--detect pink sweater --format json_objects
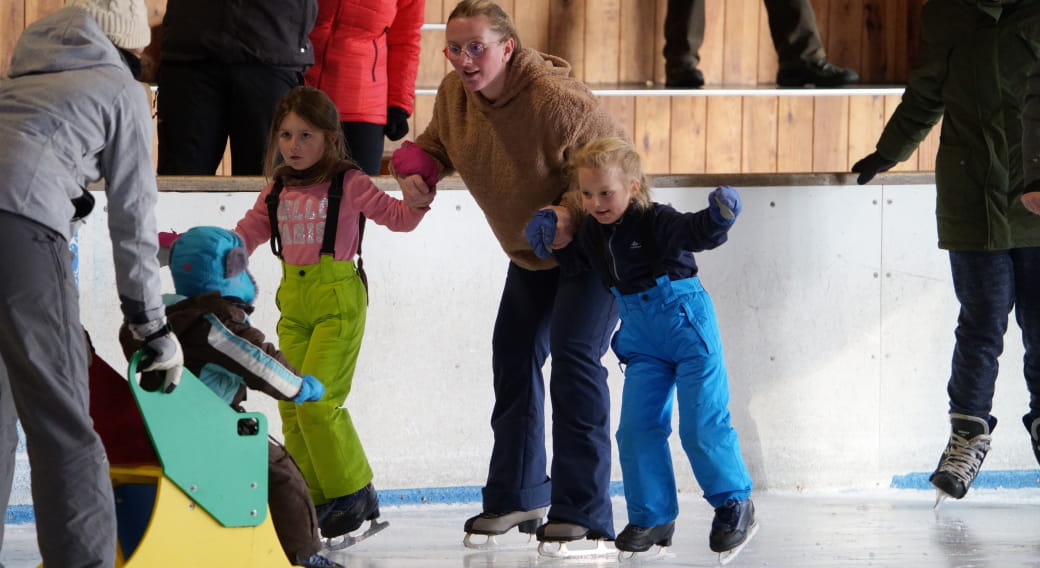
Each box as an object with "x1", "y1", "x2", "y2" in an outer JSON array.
[{"x1": 235, "y1": 168, "x2": 424, "y2": 266}]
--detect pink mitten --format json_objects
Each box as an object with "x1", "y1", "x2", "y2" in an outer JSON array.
[
  {"x1": 158, "y1": 231, "x2": 182, "y2": 248},
  {"x1": 390, "y1": 141, "x2": 439, "y2": 188}
]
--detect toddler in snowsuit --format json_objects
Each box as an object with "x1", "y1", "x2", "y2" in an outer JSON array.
[{"x1": 120, "y1": 226, "x2": 341, "y2": 568}]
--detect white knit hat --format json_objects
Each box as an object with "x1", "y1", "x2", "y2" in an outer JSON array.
[{"x1": 71, "y1": 0, "x2": 151, "y2": 51}]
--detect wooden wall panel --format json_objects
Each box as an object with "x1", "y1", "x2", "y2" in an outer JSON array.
[
  {"x1": 777, "y1": 97, "x2": 815, "y2": 172},
  {"x1": 583, "y1": 0, "x2": 620, "y2": 84},
  {"x1": 601, "y1": 96, "x2": 635, "y2": 141},
  {"x1": 1, "y1": 0, "x2": 24, "y2": 76},
  {"x1": 828, "y1": 0, "x2": 863, "y2": 76},
  {"x1": 847, "y1": 95, "x2": 887, "y2": 167},
  {"x1": 670, "y1": 97, "x2": 707, "y2": 173},
  {"x1": 705, "y1": 97, "x2": 742, "y2": 173},
  {"x1": 812, "y1": 97, "x2": 850, "y2": 172},
  {"x1": 723, "y1": 0, "x2": 761, "y2": 85},
  {"x1": 619, "y1": 0, "x2": 656, "y2": 85},
  {"x1": 756, "y1": 4, "x2": 777, "y2": 84},
  {"x1": 742, "y1": 97, "x2": 778, "y2": 173},
  {"x1": 548, "y1": 0, "x2": 586, "y2": 82},
  {"x1": 698, "y1": 0, "x2": 725, "y2": 86},
  {"x1": 633, "y1": 97, "x2": 671, "y2": 174},
  {"x1": 514, "y1": 0, "x2": 550, "y2": 55}
]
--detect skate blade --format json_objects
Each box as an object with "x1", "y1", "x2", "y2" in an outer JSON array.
[
  {"x1": 933, "y1": 489, "x2": 951, "y2": 510},
  {"x1": 324, "y1": 519, "x2": 389, "y2": 551},
  {"x1": 463, "y1": 531, "x2": 536, "y2": 551},
  {"x1": 618, "y1": 545, "x2": 674, "y2": 563},
  {"x1": 537, "y1": 538, "x2": 616, "y2": 559},
  {"x1": 717, "y1": 522, "x2": 758, "y2": 566}
]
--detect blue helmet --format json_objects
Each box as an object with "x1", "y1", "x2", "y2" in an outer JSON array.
[{"x1": 168, "y1": 226, "x2": 256, "y2": 304}]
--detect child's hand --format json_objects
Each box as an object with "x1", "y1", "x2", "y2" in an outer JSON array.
[
  {"x1": 525, "y1": 208, "x2": 557, "y2": 259},
  {"x1": 400, "y1": 175, "x2": 435, "y2": 212},
  {"x1": 1023, "y1": 191, "x2": 1040, "y2": 215},
  {"x1": 708, "y1": 186, "x2": 741, "y2": 225},
  {"x1": 549, "y1": 205, "x2": 575, "y2": 250},
  {"x1": 293, "y1": 375, "x2": 326, "y2": 403}
]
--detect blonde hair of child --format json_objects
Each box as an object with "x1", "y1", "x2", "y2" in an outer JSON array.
[
  {"x1": 567, "y1": 137, "x2": 652, "y2": 213},
  {"x1": 263, "y1": 86, "x2": 352, "y2": 182},
  {"x1": 448, "y1": 0, "x2": 523, "y2": 51}
]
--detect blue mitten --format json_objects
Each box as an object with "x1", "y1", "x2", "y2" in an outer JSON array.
[
  {"x1": 708, "y1": 185, "x2": 741, "y2": 225},
  {"x1": 294, "y1": 375, "x2": 326, "y2": 403},
  {"x1": 524, "y1": 209, "x2": 558, "y2": 259}
]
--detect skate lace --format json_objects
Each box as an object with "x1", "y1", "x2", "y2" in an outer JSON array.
[{"x1": 939, "y1": 432, "x2": 991, "y2": 484}]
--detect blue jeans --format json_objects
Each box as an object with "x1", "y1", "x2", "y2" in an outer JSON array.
[
  {"x1": 947, "y1": 248, "x2": 1040, "y2": 421},
  {"x1": 483, "y1": 260, "x2": 618, "y2": 538},
  {"x1": 613, "y1": 276, "x2": 752, "y2": 525}
]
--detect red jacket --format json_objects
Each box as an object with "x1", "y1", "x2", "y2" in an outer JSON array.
[{"x1": 305, "y1": 0, "x2": 424, "y2": 124}]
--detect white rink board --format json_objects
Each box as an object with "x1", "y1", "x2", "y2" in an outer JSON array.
[{"x1": 26, "y1": 181, "x2": 1029, "y2": 509}]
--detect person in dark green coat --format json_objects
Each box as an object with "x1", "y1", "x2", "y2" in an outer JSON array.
[{"x1": 852, "y1": 0, "x2": 1040, "y2": 504}]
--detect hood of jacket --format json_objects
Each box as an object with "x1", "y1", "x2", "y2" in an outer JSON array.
[
  {"x1": 169, "y1": 227, "x2": 258, "y2": 305},
  {"x1": 8, "y1": 7, "x2": 125, "y2": 79},
  {"x1": 477, "y1": 47, "x2": 573, "y2": 109}
]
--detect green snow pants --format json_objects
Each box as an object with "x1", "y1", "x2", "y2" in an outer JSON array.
[{"x1": 275, "y1": 256, "x2": 372, "y2": 505}]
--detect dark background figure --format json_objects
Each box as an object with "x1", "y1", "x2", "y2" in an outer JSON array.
[
  {"x1": 852, "y1": 0, "x2": 1040, "y2": 503},
  {"x1": 156, "y1": 0, "x2": 318, "y2": 175},
  {"x1": 306, "y1": 0, "x2": 425, "y2": 176},
  {"x1": 664, "y1": 0, "x2": 858, "y2": 88}
]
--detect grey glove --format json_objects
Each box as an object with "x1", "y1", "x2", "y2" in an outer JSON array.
[{"x1": 129, "y1": 318, "x2": 184, "y2": 393}]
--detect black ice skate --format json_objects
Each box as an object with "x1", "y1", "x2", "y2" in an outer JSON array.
[
  {"x1": 709, "y1": 499, "x2": 758, "y2": 565},
  {"x1": 535, "y1": 521, "x2": 614, "y2": 558},
  {"x1": 317, "y1": 483, "x2": 388, "y2": 550},
  {"x1": 929, "y1": 413, "x2": 993, "y2": 508},
  {"x1": 615, "y1": 521, "x2": 675, "y2": 562},
  {"x1": 462, "y1": 507, "x2": 546, "y2": 550},
  {"x1": 1023, "y1": 413, "x2": 1040, "y2": 467}
]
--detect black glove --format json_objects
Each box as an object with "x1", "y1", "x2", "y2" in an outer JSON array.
[
  {"x1": 851, "y1": 152, "x2": 897, "y2": 185},
  {"x1": 384, "y1": 106, "x2": 410, "y2": 141}
]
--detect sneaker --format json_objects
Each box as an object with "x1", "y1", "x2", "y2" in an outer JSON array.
[
  {"x1": 296, "y1": 553, "x2": 344, "y2": 568},
  {"x1": 929, "y1": 413, "x2": 994, "y2": 499},
  {"x1": 776, "y1": 58, "x2": 859, "y2": 87},
  {"x1": 464, "y1": 507, "x2": 546, "y2": 535},
  {"x1": 318, "y1": 483, "x2": 380, "y2": 539},
  {"x1": 615, "y1": 521, "x2": 675, "y2": 552},
  {"x1": 665, "y1": 62, "x2": 705, "y2": 88},
  {"x1": 1023, "y1": 413, "x2": 1040, "y2": 466},
  {"x1": 709, "y1": 499, "x2": 755, "y2": 553}
]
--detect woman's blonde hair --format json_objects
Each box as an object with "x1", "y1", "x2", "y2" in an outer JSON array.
[
  {"x1": 566, "y1": 137, "x2": 652, "y2": 212},
  {"x1": 263, "y1": 86, "x2": 352, "y2": 181},
  {"x1": 448, "y1": 0, "x2": 523, "y2": 51}
]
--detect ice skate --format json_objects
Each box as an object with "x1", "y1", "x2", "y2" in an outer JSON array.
[
  {"x1": 1023, "y1": 413, "x2": 1040, "y2": 467},
  {"x1": 929, "y1": 413, "x2": 993, "y2": 508},
  {"x1": 616, "y1": 521, "x2": 675, "y2": 562},
  {"x1": 317, "y1": 483, "x2": 388, "y2": 550},
  {"x1": 462, "y1": 507, "x2": 546, "y2": 550},
  {"x1": 709, "y1": 499, "x2": 757, "y2": 565},
  {"x1": 535, "y1": 521, "x2": 615, "y2": 558}
]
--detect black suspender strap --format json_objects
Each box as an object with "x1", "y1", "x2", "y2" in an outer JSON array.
[
  {"x1": 320, "y1": 170, "x2": 369, "y2": 302},
  {"x1": 319, "y1": 170, "x2": 346, "y2": 256},
  {"x1": 265, "y1": 178, "x2": 285, "y2": 258}
]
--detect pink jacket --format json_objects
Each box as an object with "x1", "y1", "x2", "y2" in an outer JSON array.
[{"x1": 235, "y1": 169, "x2": 423, "y2": 266}]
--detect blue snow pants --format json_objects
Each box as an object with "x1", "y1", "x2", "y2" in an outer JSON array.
[
  {"x1": 612, "y1": 275, "x2": 752, "y2": 527},
  {"x1": 484, "y1": 260, "x2": 619, "y2": 538}
]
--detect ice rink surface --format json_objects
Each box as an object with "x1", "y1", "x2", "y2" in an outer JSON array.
[{"x1": 3, "y1": 488, "x2": 1040, "y2": 567}]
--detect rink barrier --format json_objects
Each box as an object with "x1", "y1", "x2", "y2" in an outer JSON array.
[
  {"x1": 89, "y1": 172, "x2": 940, "y2": 194},
  {"x1": 7, "y1": 472, "x2": 1040, "y2": 524}
]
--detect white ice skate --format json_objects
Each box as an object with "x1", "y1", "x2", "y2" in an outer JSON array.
[
  {"x1": 536, "y1": 522, "x2": 616, "y2": 559},
  {"x1": 324, "y1": 518, "x2": 389, "y2": 551},
  {"x1": 618, "y1": 545, "x2": 674, "y2": 563},
  {"x1": 716, "y1": 521, "x2": 758, "y2": 565},
  {"x1": 462, "y1": 508, "x2": 546, "y2": 550}
]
